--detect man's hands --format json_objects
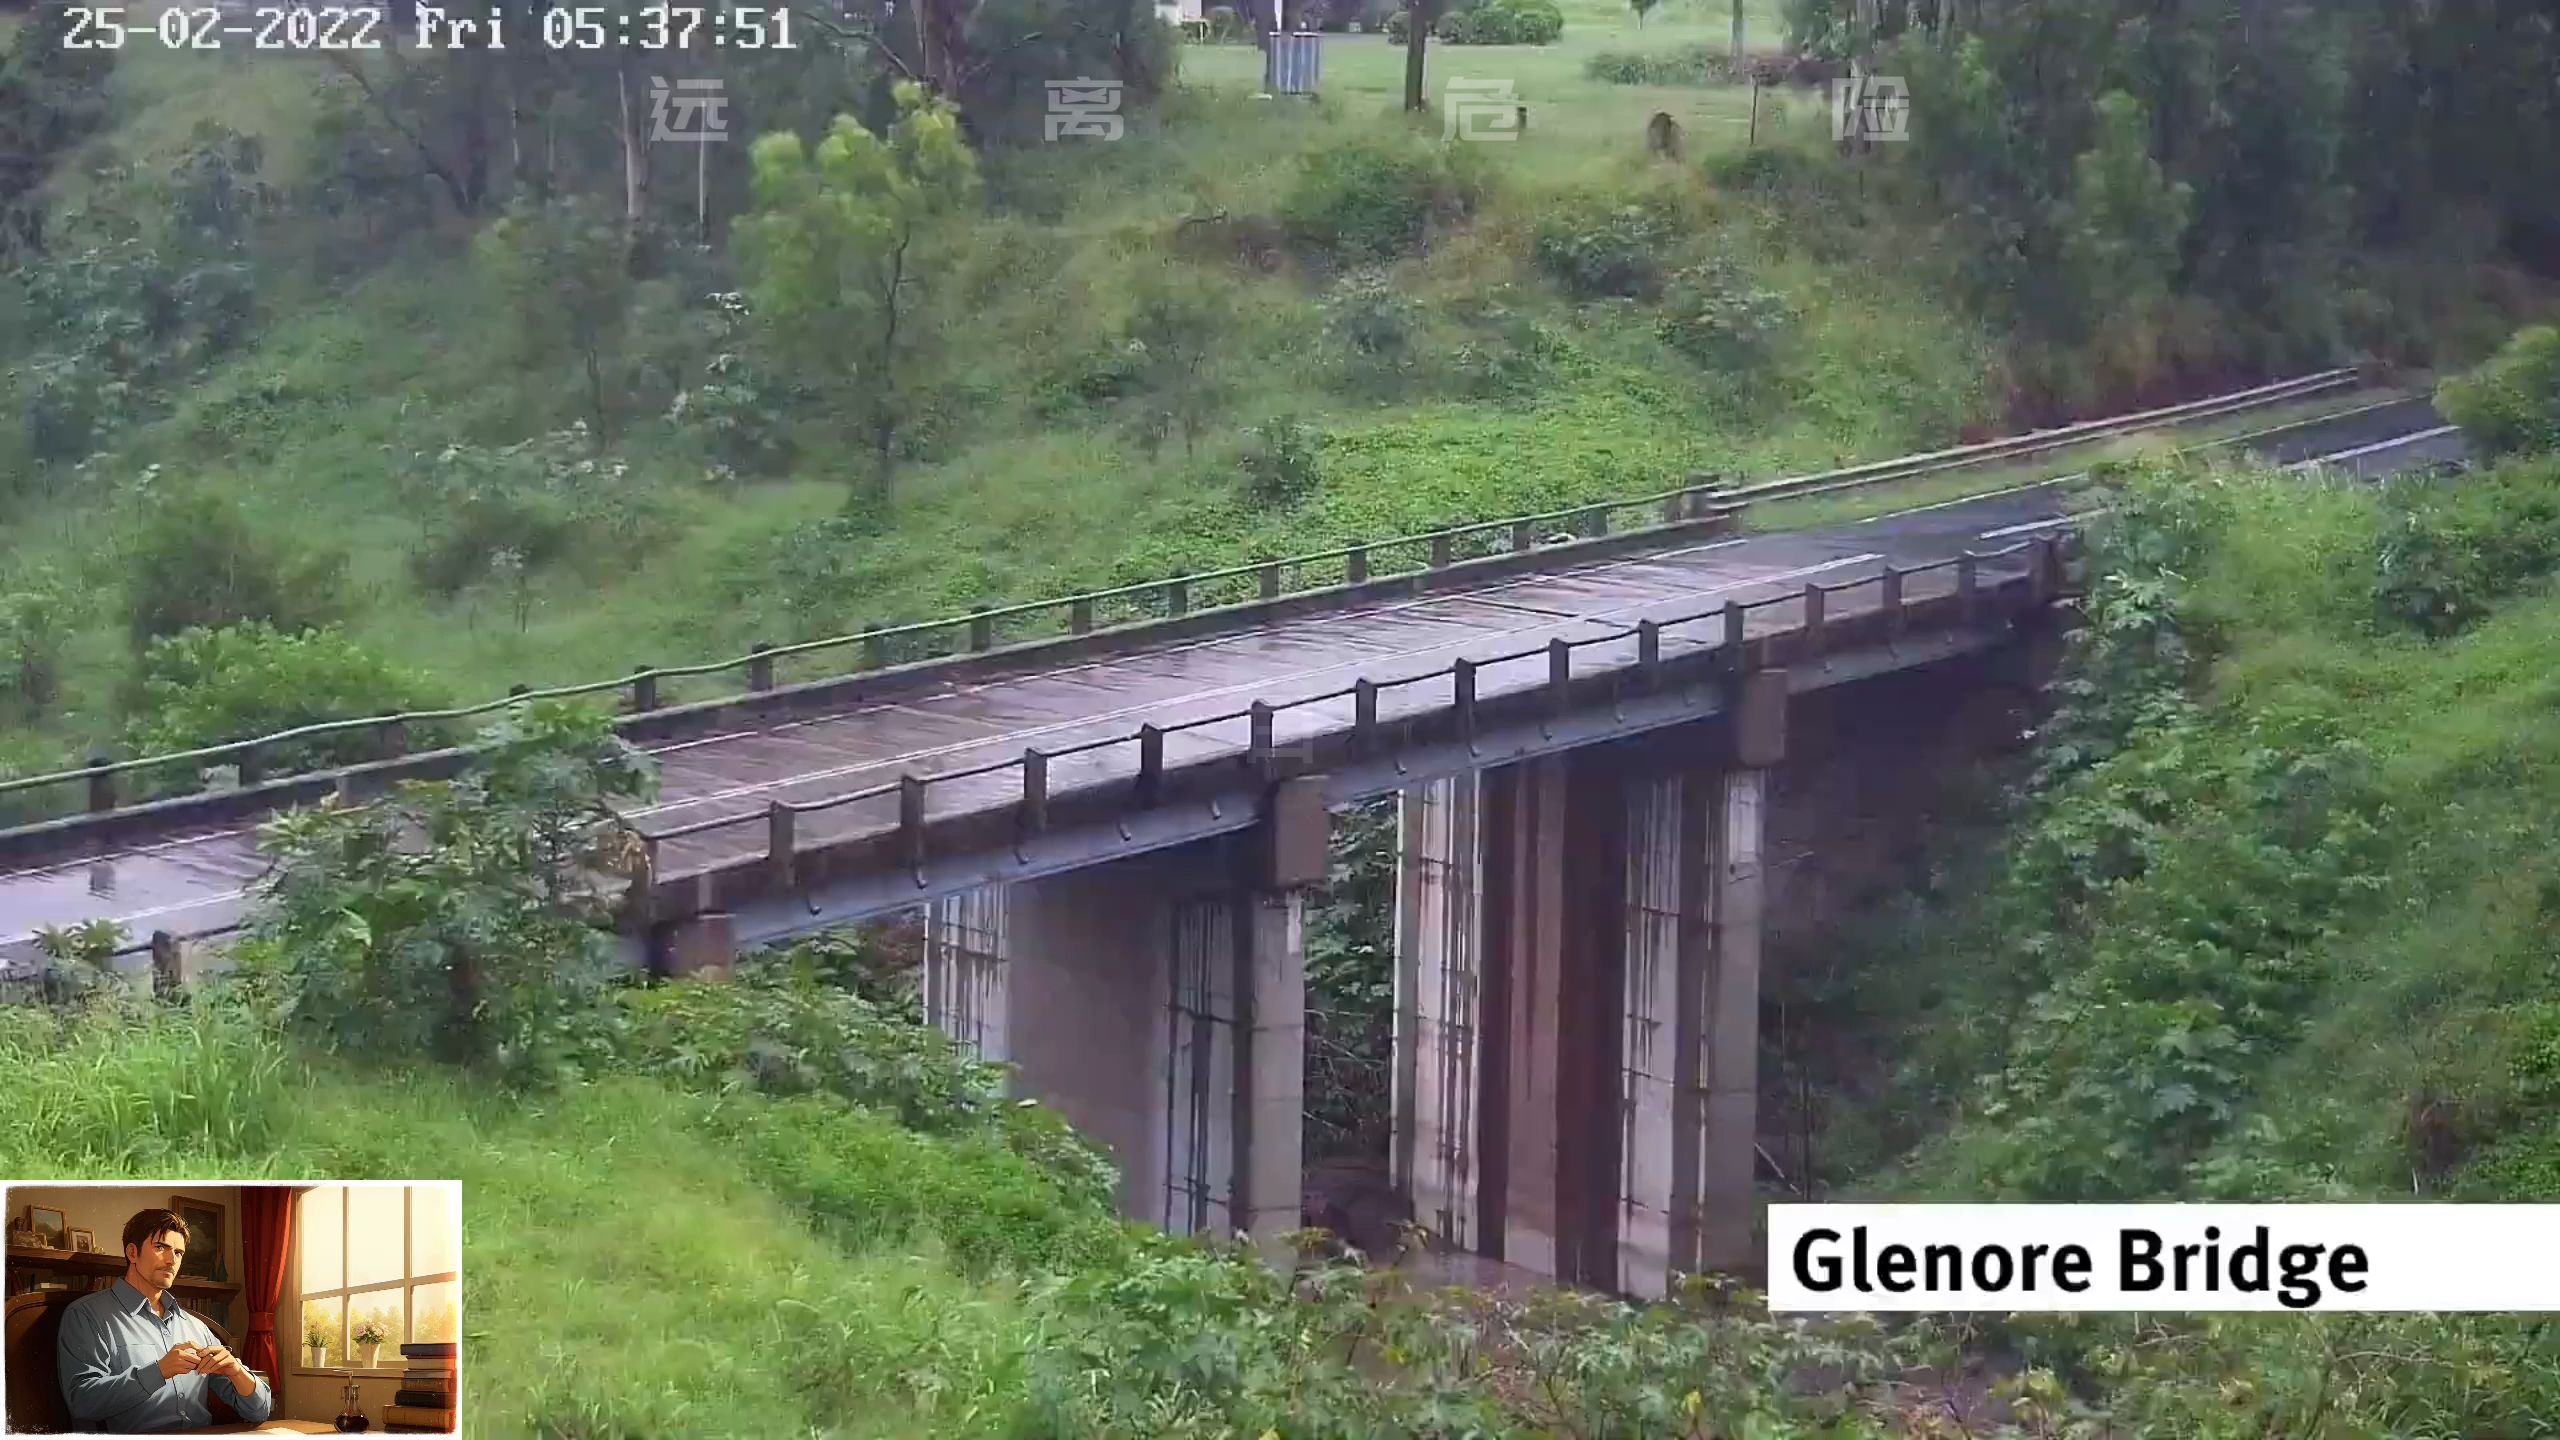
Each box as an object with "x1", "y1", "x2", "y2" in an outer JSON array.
[
  {"x1": 152, "y1": 1340, "x2": 259, "y2": 1390},
  {"x1": 155, "y1": 1342, "x2": 204, "y2": 1380},
  {"x1": 193, "y1": 1344, "x2": 259, "y2": 1391}
]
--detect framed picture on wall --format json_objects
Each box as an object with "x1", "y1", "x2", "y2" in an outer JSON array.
[
  {"x1": 170, "y1": 1194, "x2": 229, "y2": 1283},
  {"x1": 68, "y1": 1229, "x2": 97, "y2": 1253},
  {"x1": 23, "y1": 1206, "x2": 65, "y2": 1250}
]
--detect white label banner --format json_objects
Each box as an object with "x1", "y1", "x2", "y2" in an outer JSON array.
[{"x1": 1767, "y1": 1204, "x2": 2560, "y2": 1312}]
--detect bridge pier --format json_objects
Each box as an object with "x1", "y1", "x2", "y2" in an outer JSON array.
[
  {"x1": 922, "y1": 780, "x2": 1324, "y2": 1262},
  {"x1": 1392, "y1": 674, "x2": 1782, "y2": 1296}
]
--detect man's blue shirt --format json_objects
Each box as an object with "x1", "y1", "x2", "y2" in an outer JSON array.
[{"x1": 56, "y1": 1276, "x2": 273, "y2": 1433}]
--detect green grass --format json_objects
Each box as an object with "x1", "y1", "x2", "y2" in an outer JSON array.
[
  {"x1": 0, "y1": 6, "x2": 2007, "y2": 774},
  {"x1": 1179, "y1": 0, "x2": 1805, "y2": 178},
  {"x1": 0, "y1": 993, "x2": 1097, "y2": 1437}
]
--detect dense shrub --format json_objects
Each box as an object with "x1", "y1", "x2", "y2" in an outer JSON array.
[
  {"x1": 2371, "y1": 455, "x2": 2560, "y2": 637},
  {"x1": 1447, "y1": 288, "x2": 1574, "y2": 397},
  {"x1": 1319, "y1": 267, "x2": 1425, "y2": 393},
  {"x1": 1241, "y1": 414, "x2": 1322, "y2": 506},
  {"x1": 613, "y1": 946, "x2": 1120, "y2": 1214},
  {"x1": 1656, "y1": 258, "x2": 1796, "y2": 373},
  {"x1": 397, "y1": 427, "x2": 674, "y2": 601},
  {"x1": 1440, "y1": 0, "x2": 1564, "y2": 44},
  {"x1": 125, "y1": 623, "x2": 454, "y2": 777},
  {"x1": 238, "y1": 704, "x2": 652, "y2": 1087},
  {"x1": 1585, "y1": 44, "x2": 1729, "y2": 85},
  {"x1": 1532, "y1": 200, "x2": 1678, "y2": 300},
  {"x1": 2436, "y1": 323, "x2": 2560, "y2": 461},
  {"x1": 1278, "y1": 138, "x2": 1484, "y2": 265},
  {"x1": 123, "y1": 484, "x2": 347, "y2": 651},
  {"x1": 0, "y1": 570, "x2": 70, "y2": 721}
]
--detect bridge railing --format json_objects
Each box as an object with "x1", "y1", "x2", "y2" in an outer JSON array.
[
  {"x1": 620, "y1": 536, "x2": 2076, "y2": 906},
  {"x1": 0, "y1": 365, "x2": 2348, "y2": 837}
]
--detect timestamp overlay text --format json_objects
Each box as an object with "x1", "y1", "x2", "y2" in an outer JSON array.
[
  {"x1": 56, "y1": 4, "x2": 797, "y2": 53},
  {"x1": 1767, "y1": 1205, "x2": 2560, "y2": 1312}
]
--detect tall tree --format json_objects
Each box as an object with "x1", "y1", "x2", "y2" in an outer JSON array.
[
  {"x1": 738, "y1": 84, "x2": 980, "y2": 509},
  {"x1": 0, "y1": 4, "x2": 115, "y2": 255}
]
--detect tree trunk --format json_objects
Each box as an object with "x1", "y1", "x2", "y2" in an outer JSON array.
[
  {"x1": 1403, "y1": 0, "x2": 1428, "y2": 112},
  {"x1": 1731, "y1": 0, "x2": 1744, "y2": 60},
  {"x1": 614, "y1": 61, "x2": 649, "y2": 236}
]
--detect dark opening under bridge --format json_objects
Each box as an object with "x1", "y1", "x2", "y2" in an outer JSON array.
[{"x1": 0, "y1": 374, "x2": 2462, "y2": 1294}]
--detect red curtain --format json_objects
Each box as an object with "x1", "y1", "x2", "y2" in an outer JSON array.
[{"x1": 238, "y1": 1185, "x2": 300, "y2": 1379}]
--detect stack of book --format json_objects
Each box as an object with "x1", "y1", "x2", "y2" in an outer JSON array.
[{"x1": 382, "y1": 1342, "x2": 457, "y2": 1433}]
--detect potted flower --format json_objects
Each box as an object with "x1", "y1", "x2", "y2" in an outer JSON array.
[
  {"x1": 305, "y1": 1334, "x2": 328, "y2": 1369},
  {"x1": 351, "y1": 1322, "x2": 385, "y2": 1367}
]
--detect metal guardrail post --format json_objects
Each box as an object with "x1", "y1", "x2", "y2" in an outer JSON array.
[
  {"x1": 863, "y1": 626, "x2": 888, "y2": 669},
  {"x1": 1430, "y1": 532, "x2": 1452, "y2": 569},
  {"x1": 898, "y1": 774, "x2": 927, "y2": 877},
  {"x1": 1259, "y1": 562, "x2": 1282, "y2": 600},
  {"x1": 1070, "y1": 599, "x2": 1093, "y2": 635},
  {"x1": 381, "y1": 719, "x2": 409, "y2": 759},
  {"x1": 85, "y1": 753, "x2": 114, "y2": 815},
  {"x1": 1345, "y1": 545, "x2": 1369, "y2": 585},
  {"x1": 749, "y1": 643, "x2": 775, "y2": 692},
  {"x1": 1957, "y1": 553, "x2": 1980, "y2": 624},
  {"x1": 237, "y1": 744, "x2": 264, "y2": 790},
  {"x1": 2032, "y1": 536, "x2": 2062, "y2": 602},
  {"x1": 1511, "y1": 521, "x2": 1533, "y2": 553},
  {"x1": 970, "y1": 606, "x2": 994, "y2": 651},
  {"x1": 1582, "y1": 506, "x2": 1609, "y2": 539},
  {"x1": 1136, "y1": 725, "x2": 1164, "y2": 806},
  {"x1": 1020, "y1": 749, "x2": 1048, "y2": 836},
  {"x1": 768, "y1": 802, "x2": 796, "y2": 890},
  {"x1": 1452, "y1": 660, "x2": 1477, "y2": 748},
  {"x1": 1880, "y1": 566, "x2": 1904, "y2": 642},
  {"x1": 1723, "y1": 601, "x2": 1747, "y2": 673},
  {"x1": 1636, "y1": 620, "x2": 1661, "y2": 681},
  {"x1": 1249, "y1": 702, "x2": 1274, "y2": 774},
  {"x1": 1165, "y1": 579, "x2": 1188, "y2": 618},
  {"x1": 1547, "y1": 639, "x2": 1571, "y2": 713},
  {"x1": 1803, "y1": 585, "x2": 1827, "y2": 658},
  {"x1": 631, "y1": 667, "x2": 659, "y2": 712},
  {"x1": 1661, "y1": 495, "x2": 1683, "y2": 527},
  {"x1": 1353, "y1": 678, "x2": 1378, "y2": 754}
]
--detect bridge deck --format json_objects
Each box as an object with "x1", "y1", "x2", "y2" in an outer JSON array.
[
  {"x1": 0, "y1": 392, "x2": 2450, "y2": 959},
  {"x1": 0, "y1": 484, "x2": 2062, "y2": 954}
]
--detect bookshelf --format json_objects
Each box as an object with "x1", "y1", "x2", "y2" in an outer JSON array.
[{"x1": 5, "y1": 1245, "x2": 242, "y2": 1300}]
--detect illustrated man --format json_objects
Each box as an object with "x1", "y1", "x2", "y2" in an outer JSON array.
[{"x1": 56, "y1": 1208, "x2": 272, "y2": 1433}]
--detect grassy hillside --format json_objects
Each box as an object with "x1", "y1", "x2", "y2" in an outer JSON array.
[
  {"x1": 1787, "y1": 430, "x2": 2560, "y2": 1212},
  {"x1": 0, "y1": 0, "x2": 1993, "y2": 790}
]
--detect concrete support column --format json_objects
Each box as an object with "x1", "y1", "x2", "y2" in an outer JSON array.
[
  {"x1": 1483, "y1": 752, "x2": 1624, "y2": 1290},
  {"x1": 1391, "y1": 773, "x2": 1485, "y2": 1253},
  {"x1": 1698, "y1": 765, "x2": 1767, "y2": 1275},
  {"x1": 1236, "y1": 888, "x2": 1307, "y2": 1256},
  {"x1": 1615, "y1": 771, "x2": 1711, "y2": 1299},
  {"x1": 924, "y1": 885, "x2": 1011, "y2": 1066}
]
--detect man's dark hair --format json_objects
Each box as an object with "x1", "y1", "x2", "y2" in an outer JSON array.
[{"x1": 121, "y1": 1208, "x2": 190, "y2": 1256}]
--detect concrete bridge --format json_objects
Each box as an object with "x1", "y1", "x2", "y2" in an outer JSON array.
[{"x1": 0, "y1": 382, "x2": 2461, "y2": 1293}]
